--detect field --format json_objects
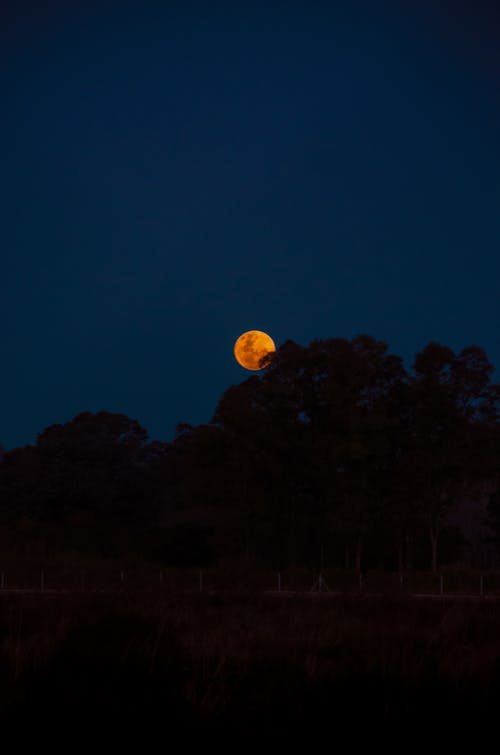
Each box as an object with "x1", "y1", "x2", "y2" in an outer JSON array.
[{"x1": 2, "y1": 576, "x2": 500, "y2": 738}]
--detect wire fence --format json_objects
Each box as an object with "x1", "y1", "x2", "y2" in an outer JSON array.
[{"x1": 0, "y1": 564, "x2": 500, "y2": 598}]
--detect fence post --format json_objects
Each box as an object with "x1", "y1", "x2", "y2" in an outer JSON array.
[
  {"x1": 199, "y1": 569, "x2": 203, "y2": 592},
  {"x1": 399, "y1": 572, "x2": 403, "y2": 593},
  {"x1": 81, "y1": 571, "x2": 85, "y2": 592},
  {"x1": 440, "y1": 573, "x2": 444, "y2": 597},
  {"x1": 278, "y1": 572, "x2": 281, "y2": 592},
  {"x1": 41, "y1": 571, "x2": 45, "y2": 592},
  {"x1": 120, "y1": 571, "x2": 124, "y2": 587},
  {"x1": 0, "y1": 572, "x2": 4, "y2": 590},
  {"x1": 480, "y1": 574, "x2": 484, "y2": 599},
  {"x1": 160, "y1": 570, "x2": 163, "y2": 584},
  {"x1": 359, "y1": 571, "x2": 363, "y2": 593}
]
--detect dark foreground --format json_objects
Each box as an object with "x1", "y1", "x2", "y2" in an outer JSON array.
[{"x1": 1, "y1": 592, "x2": 500, "y2": 738}]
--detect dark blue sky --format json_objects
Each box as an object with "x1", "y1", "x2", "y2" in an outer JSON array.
[{"x1": 2, "y1": 1, "x2": 499, "y2": 449}]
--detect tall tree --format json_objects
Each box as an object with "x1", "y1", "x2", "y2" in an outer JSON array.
[
  {"x1": 408, "y1": 343, "x2": 500, "y2": 571},
  {"x1": 0, "y1": 412, "x2": 155, "y2": 549}
]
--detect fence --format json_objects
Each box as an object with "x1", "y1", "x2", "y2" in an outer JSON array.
[{"x1": 1, "y1": 564, "x2": 500, "y2": 598}]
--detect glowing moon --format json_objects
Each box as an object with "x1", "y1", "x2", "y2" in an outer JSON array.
[{"x1": 234, "y1": 330, "x2": 276, "y2": 371}]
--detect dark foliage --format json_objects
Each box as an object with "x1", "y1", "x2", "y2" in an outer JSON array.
[{"x1": 0, "y1": 337, "x2": 499, "y2": 570}]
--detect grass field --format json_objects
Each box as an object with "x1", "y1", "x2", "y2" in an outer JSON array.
[{"x1": 2, "y1": 587, "x2": 500, "y2": 737}]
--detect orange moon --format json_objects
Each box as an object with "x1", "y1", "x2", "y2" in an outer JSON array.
[{"x1": 234, "y1": 330, "x2": 276, "y2": 371}]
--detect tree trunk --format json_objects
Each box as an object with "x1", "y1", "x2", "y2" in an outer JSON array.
[
  {"x1": 355, "y1": 535, "x2": 362, "y2": 572},
  {"x1": 405, "y1": 535, "x2": 412, "y2": 571},
  {"x1": 430, "y1": 523, "x2": 439, "y2": 573},
  {"x1": 396, "y1": 538, "x2": 404, "y2": 573}
]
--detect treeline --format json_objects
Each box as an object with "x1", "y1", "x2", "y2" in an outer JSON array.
[{"x1": 1, "y1": 336, "x2": 500, "y2": 571}]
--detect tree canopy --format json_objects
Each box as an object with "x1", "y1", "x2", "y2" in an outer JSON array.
[{"x1": 1, "y1": 338, "x2": 499, "y2": 569}]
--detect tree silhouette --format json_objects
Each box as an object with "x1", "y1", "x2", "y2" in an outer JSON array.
[
  {"x1": 0, "y1": 412, "x2": 158, "y2": 557},
  {"x1": 0, "y1": 338, "x2": 498, "y2": 570},
  {"x1": 406, "y1": 343, "x2": 500, "y2": 571}
]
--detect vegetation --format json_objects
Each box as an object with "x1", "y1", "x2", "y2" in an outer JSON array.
[
  {"x1": 0, "y1": 338, "x2": 499, "y2": 731},
  {"x1": 2, "y1": 592, "x2": 500, "y2": 734},
  {"x1": 0, "y1": 335, "x2": 499, "y2": 571}
]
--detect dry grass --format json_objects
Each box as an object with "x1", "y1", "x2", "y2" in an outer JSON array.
[{"x1": 1, "y1": 592, "x2": 500, "y2": 736}]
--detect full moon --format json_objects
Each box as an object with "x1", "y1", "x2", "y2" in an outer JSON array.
[{"x1": 234, "y1": 330, "x2": 276, "y2": 371}]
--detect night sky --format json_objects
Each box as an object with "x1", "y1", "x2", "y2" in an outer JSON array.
[{"x1": 2, "y1": 1, "x2": 499, "y2": 450}]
